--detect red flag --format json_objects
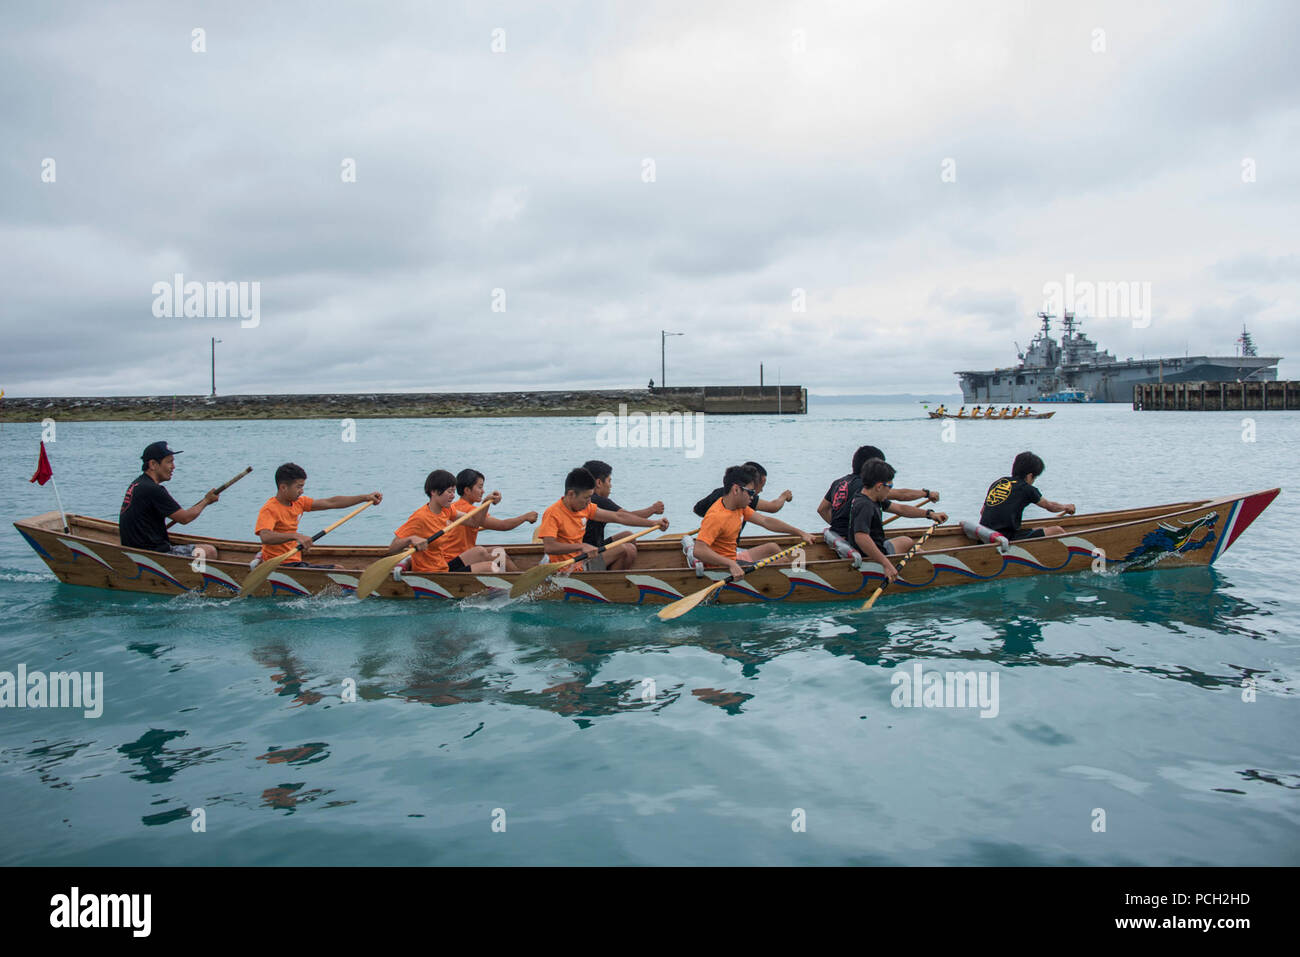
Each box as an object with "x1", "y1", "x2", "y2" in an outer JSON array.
[{"x1": 30, "y1": 441, "x2": 53, "y2": 486}]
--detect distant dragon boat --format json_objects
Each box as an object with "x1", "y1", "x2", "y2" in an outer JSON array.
[
  {"x1": 928, "y1": 407, "x2": 1056, "y2": 419},
  {"x1": 14, "y1": 489, "x2": 1279, "y2": 606}
]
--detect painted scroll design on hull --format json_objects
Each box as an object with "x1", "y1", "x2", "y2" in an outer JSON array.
[
  {"x1": 627, "y1": 574, "x2": 684, "y2": 604},
  {"x1": 403, "y1": 576, "x2": 454, "y2": 599},
  {"x1": 122, "y1": 551, "x2": 191, "y2": 591},
  {"x1": 266, "y1": 571, "x2": 310, "y2": 596},
  {"x1": 560, "y1": 576, "x2": 610, "y2": 603},
  {"x1": 58, "y1": 538, "x2": 115, "y2": 570},
  {"x1": 774, "y1": 536, "x2": 1104, "y2": 599},
  {"x1": 198, "y1": 565, "x2": 241, "y2": 594}
]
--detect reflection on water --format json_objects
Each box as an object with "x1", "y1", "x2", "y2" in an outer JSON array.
[
  {"x1": 3, "y1": 562, "x2": 1295, "y2": 862},
  {"x1": 269, "y1": 566, "x2": 1282, "y2": 724}
]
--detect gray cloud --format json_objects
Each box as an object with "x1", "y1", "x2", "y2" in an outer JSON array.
[{"x1": 2, "y1": 0, "x2": 1297, "y2": 396}]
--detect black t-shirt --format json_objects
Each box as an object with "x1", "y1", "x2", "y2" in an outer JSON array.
[
  {"x1": 979, "y1": 476, "x2": 1042, "y2": 536},
  {"x1": 849, "y1": 492, "x2": 895, "y2": 551},
  {"x1": 583, "y1": 493, "x2": 620, "y2": 546},
  {"x1": 694, "y1": 486, "x2": 761, "y2": 518},
  {"x1": 824, "y1": 472, "x2": 862, "y2": 538},
  {"x1": 694, "y1": 486, "x2": 760, "y2": 540},
  {"x1": 693, "y1": 487, "x2": 726, "y2": 518},
  {"x1": 119, "y1": 473, "x2": 182, "y2": 551}
]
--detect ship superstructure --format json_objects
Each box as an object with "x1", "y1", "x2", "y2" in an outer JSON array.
[{"x1": 956, "y1": 313, "x2": 1281, "y2": 403}]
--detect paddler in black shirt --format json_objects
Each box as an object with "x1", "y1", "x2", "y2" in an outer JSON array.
[
  {"x1": 692, "y1": 461, "x2": 792, "y2": 519},
  {"x1": 581, "y1": 459, "x2": 665, "y2": 547},
  {"x1": 849, "y1": 458, "x2": 947, "y2": 583},
  {"x1": 817, "y1": 445, "x2": 940, "y2": 540},
  {"x1": 979, "y1": 451, "x2": 1074, "y2": 540},
  {"x1": 119, "y1": 441, "x2": 221, "y2": 559}
]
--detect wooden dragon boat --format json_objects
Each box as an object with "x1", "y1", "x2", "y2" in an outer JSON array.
[
  {"x1": 13, "y1": 488, "x2": 1278, "y2": 606},
  {"x1": 928, "y1": 410, "x2": 1055, "y2": 419}
]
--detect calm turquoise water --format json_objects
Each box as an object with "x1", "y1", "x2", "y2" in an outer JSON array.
[{"x1": 1, "y1": 403, "x2": 1297, "y2": 865}]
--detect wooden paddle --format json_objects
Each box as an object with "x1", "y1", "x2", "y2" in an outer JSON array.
[
  {"x1": 883, "y1": 497, "x2": 942, "y2": 526},
  {"x1": 167, "y1": 465, "x2": 252, "y2": 528},
  {"x1": 654, "y1": 526, "x2": 702, "y2": 541},
  {"x1": 858, "y1": 520, "x2": 940, "y2": 611},
  {"x1": 238, "y1": 500, "x2": 374, "y2": 597},
  {"x1": 509, "y1": 523, "x2": 666, "y2": 598},
  {"x1": 354, "y1": 498, "x2": 493, "y2": 600},
  {"x1": 657, "y1": 540, "x2": 807, "y2": 621}
]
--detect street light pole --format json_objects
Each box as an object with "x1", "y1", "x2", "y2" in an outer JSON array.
[
  {"x1": 661, "y1": 330, "x2": 684, "y2": 387},
  {"x1": 211, "y1": 337, "x2": 222, "y2": 396}
]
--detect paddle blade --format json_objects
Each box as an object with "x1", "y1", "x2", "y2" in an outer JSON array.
[
  {"x1": 859, "y1": 585, "x2": 885, "y2": 610},
  {"x1": 238, "y1": 549, "x2": 295, "y2": 597},
  {"x1": 656, "y1": 579, "x2": 725, "y2": 621},
  {"x1": 508, "y1": 559, "x2": 565, "y2": 598},
  {"x1": 355, "y1": 549, "x2": 411, "y2": 600}
]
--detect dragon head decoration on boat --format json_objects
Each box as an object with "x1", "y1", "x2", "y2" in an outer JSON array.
[{"x1": 1120, "y1": 512, "x2": 1218, "y2": 570}]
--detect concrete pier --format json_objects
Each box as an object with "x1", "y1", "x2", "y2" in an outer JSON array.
[
  {"x1": 1133, "y1": 380, "x2": 1300, "y2": 411},
  {"x1": 0, "y1": 385, "x2": 808, "y2": 422}
]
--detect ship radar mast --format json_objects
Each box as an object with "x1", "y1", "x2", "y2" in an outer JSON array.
[
  {"x1": 1062, "y1": 311, "x2": 1077, "y2": 339},
  {"x1": 1237, "y1": 324, "x2": 1258, "y2": 357}
]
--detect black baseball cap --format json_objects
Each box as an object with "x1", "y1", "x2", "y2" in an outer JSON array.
[{"x1": 142, "y1": 441, "x2": 182, "y2": 465}]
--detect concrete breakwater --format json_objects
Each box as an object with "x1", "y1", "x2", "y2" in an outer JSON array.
[{"x1": 0, "y1": 385, "x2": 807, "y2": 422}]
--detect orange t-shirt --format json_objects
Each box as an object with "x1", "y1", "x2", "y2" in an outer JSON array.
[
  {"x1": 539, "y1": 499, "x2": 597, "y2": 562},
  {"x1": 394, "y1": 504, "x2": 456, "y2": 574},
  {"x1": 441, "y1": 498, "x2": 481, "y2": 558},
  {"x1": 255, "y1": 495, "x2": 316, "y2": 561},
  {"x1": 695, "y1": 499, "x2": 755, "y2": 561}
]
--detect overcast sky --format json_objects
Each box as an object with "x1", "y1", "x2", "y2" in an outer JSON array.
[{"x1": 2, "y1": 0, "x2": 1297, "y2": 396}]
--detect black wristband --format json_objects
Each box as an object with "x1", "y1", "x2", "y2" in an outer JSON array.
[
  {"x1": 925, "y1": 509, "x2": 934, "y2": 520},
  {"x1": 923, "y1": 488, "x2": 931, "y2": 498}
]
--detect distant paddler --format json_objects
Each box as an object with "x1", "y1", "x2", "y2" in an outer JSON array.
[
  {"x1": 255, "y1": 463, "x2": 381, "y2": 569},
  {"x1": 692, "y1": 465, "x2": 814, "y2": 579},
  {"x1": 539, "y1": 467, "x2": 668, "y2": 571},
  {"x1": 119, "y1": 441, "x2": 224, "y2": 561}
]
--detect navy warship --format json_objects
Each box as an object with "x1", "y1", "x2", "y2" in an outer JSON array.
[{"x1": 956, "y1": 313, "x2": 1280, "y2": 403}]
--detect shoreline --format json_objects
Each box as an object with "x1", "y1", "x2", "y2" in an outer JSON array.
[{"x1": 0, "y1": 386, "x2": 807, "y2": 422}]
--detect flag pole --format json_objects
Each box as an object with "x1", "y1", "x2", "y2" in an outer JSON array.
[
  {"x1": 49, "y1": 475, "x2": 69, "y2": 532},
  {"x1": 30, "y1": 441, "x2": 67, "y2": 532}
]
